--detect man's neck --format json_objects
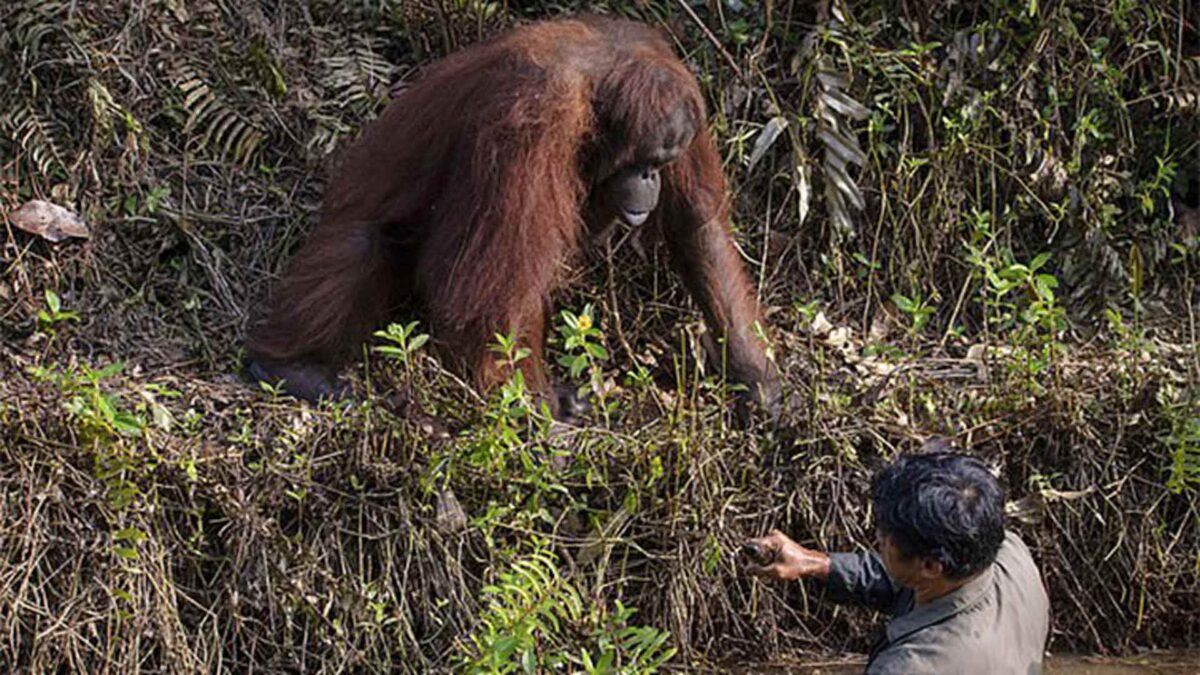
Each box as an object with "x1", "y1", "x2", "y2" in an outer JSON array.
[{"x1": 913, "y1": 569, "x2": 983, "y2": 606}]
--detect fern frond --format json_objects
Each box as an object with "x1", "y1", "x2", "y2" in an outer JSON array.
[
  {"x1": 1170, "y1": 57, "x2": 1200, "y2": 113},
  {"x1": 2, "y1": 104, "x2": 70, "y2": 179},
  {"x1": 173, "y1": 66, "x2": 266, "y2": 166},
  {"x1": 814, "y1": 63, "x2": 869, "y2": 237},
  {"x1": 321, "y1": 35, "x2": 392, "y2": 113}
]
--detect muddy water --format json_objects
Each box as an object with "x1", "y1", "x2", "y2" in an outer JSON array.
[
  {"x1": 1047, "y1": 653, "x2": 1200, "y2": 675},
  {"x1": 719, "y1": 651, "x2": 1200, "y2": 674}
]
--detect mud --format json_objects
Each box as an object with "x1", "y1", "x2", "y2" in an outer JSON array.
[{"x1": 717, "y1": 651, "x2": 1200, "y2": 674}]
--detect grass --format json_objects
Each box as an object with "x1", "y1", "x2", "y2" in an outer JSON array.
[{"x1": 1, "y1": 0, "x2": 1198, "y2": 672}]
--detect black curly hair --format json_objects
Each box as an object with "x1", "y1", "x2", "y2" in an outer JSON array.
[{"x1": 871, "y1": 451, "x2": 1006, "y2": 580}]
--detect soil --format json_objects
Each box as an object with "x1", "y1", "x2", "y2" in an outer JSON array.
[{"x1": 716, "y1": 651, "x2": 1200, "y2": 674}]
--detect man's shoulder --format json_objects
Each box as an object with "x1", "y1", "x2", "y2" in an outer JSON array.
[
  {"x1": 999, "y1": 530, "x2": 1034, "y2": 561},
  {"x1": 995, "y1": 530, "x2": 1049, "y2": 598}
]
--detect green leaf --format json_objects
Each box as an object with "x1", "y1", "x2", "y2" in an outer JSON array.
[
  {"x1": 114, "y1": 546, "x2": 139, "y2": 560},
  {"x1": 570, "y1": 354, "x2": 588, "y2": 378},
  {"x1": 623, "y1": 489, "x2": 639, "y2": 514},
  {"x1": 145, "y1": 185, "x2": 171, "y2": 214},
  {"x1": 96, "y1": 362, "x2": 125, "y2": 379},
  {"x1": 408, "y1": 333, "x2": 429, "y2": 352},
  {"x1": 113, "y1": 412, "x2": 145, "y2": 435},
  {"x1": 113, "y1": 527, "x2": 147, "y2": 543},
  {"x1": 1129, "y1": 244, "x2": 1144, "y2": 297}
]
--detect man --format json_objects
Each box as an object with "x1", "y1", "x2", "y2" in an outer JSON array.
[{"x1": 747, "y1": 451, "x2": 1050, "y2": 674}]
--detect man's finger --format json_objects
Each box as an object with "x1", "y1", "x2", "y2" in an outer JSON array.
[
  {"x1": 745, "y1": 562, "x2": 782, "y2": 578},
  {"x1": 743, "y1": 538, "x2": 780, "y2": 566},
  {"x1": 747, "y1": 537, "x2": 775, "y2": 550},
  {"x1": 750, "y1": 533, "x2": 782, "y2": 547}
]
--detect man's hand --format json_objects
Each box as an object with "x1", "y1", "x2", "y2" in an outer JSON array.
[{"x1": 743, "y1": 529, "x2": 832, "y2": 581}]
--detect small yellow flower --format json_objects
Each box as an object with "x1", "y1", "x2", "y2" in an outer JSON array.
[{"x1": 576, "y1": 314, "x2": 592, "y2": 331}]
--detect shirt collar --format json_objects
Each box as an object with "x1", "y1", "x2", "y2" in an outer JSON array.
[{"x1": 885, "y1": 566, "x2": 995, "y2": 643}]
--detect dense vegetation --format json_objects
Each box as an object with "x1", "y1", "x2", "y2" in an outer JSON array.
[{"x1": 2, "y1": 1, "x2": 1197, "y2": 672}]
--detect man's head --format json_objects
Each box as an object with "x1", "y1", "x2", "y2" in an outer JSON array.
[{"x1": 871, "y1": 451, "x2": 1005, "y2": 586}]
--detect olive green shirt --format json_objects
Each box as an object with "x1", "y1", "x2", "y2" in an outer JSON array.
[{"x1": 826, "y1": 531, "x2": 1050, "y2": 675}]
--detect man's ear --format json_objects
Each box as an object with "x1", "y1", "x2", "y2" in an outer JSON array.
[{"x1": 920, "y1": 557, "x2": 945, "y2": 580}]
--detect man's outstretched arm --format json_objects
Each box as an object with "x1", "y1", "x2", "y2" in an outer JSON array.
[{"x1": 745, "y1": 530, "x2": 905, "y2": 613}]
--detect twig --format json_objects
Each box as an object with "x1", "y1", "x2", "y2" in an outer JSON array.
[{"x1": 672, "y1": 0, "x2": 748, "y2": 84}]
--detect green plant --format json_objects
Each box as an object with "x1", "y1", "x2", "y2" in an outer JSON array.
[
  {"x1": 491, "y1": 331, "x2": 532, "y2": 372},
  {"x1": 1134, "y1": 155, "x2": 1176, "y2": 217},
  {"x1": 374, "y1": 320, "x2": 430, "y2": 370},
  {"x1": 458, "y1": 549, "x2": 676, "y2": 674},
  {"x1": 27, "y1": 361, "x2": 151, "y2": 517},
  {"x1": 36, "y1": 290, "x2": 80, "y2": 331},
  {"x1": 445, "y1": 332, "x2": 566, "y2": 545},
  {"x1": 1164, "y1": 410, "x2": 1200, "y2": 495},
  {"x1": 557, "y1": 305, "x2": 608, "y2": 380},
  {"x1": 28, "y1": 361, "x2": 145, "y2": 442},
  {"x1": 965, "y1": 210, "x2": 1067, "y2": 385},
  {"x1": 891, "y1": 292, "x2": 936, "y2": 337},
  {"x1": 556, "y1": 304, "x2": 612, "y2": 420}
]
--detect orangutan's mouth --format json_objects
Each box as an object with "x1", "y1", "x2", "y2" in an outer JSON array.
[{"x1": 622, "y1": 209, "x2": 650, "y2": 226}]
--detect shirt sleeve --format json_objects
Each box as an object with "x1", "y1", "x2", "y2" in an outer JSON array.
[{"x1": 824, "y1": 551, "x2": 905, "y2": 612}]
